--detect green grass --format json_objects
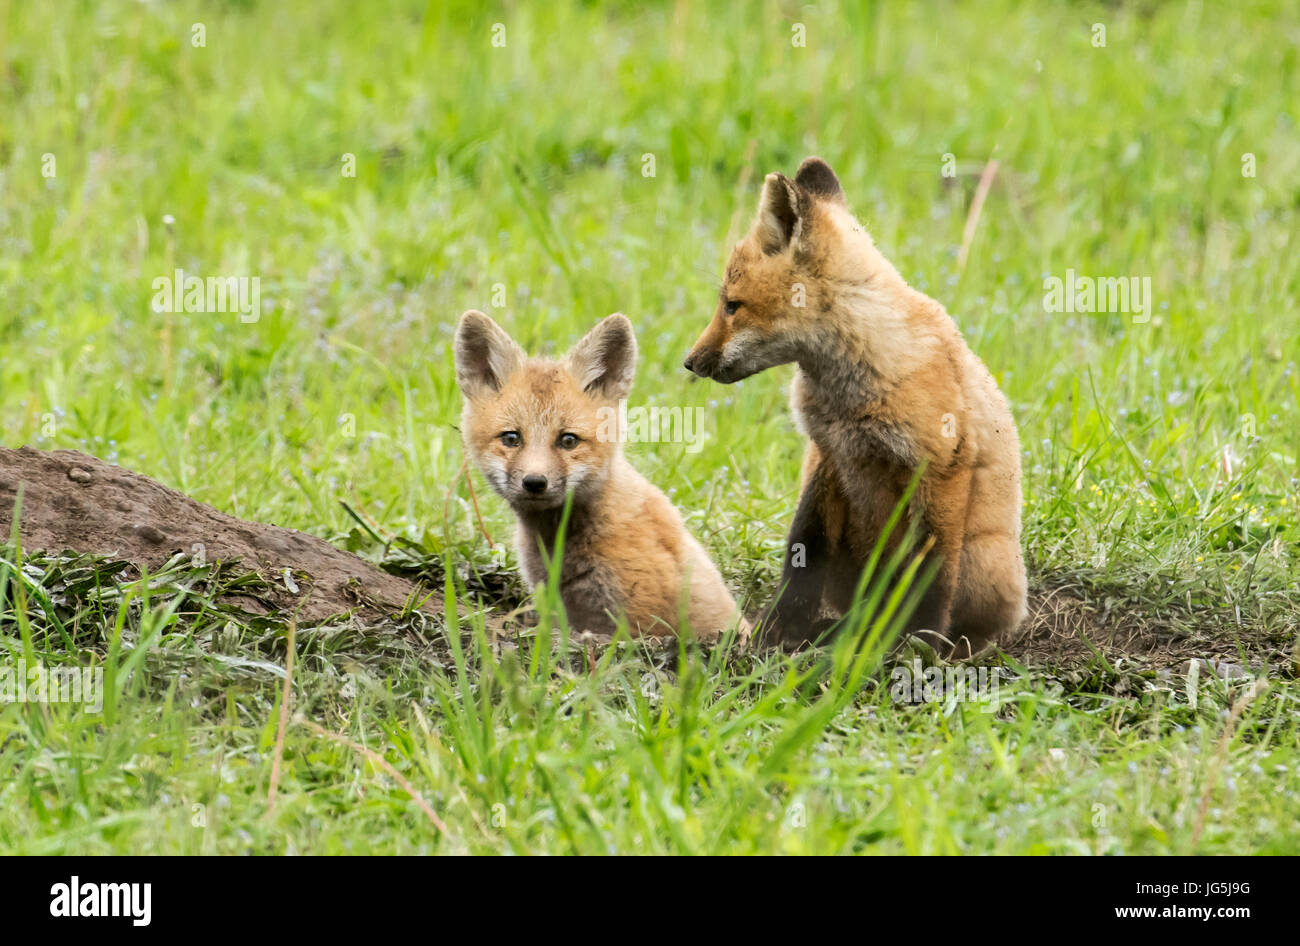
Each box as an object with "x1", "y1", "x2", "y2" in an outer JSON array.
[{"x1": 2, "y1": 0, "x2": 1298, "y2": 854}]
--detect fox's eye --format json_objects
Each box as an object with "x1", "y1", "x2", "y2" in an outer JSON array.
[
  {"x1": 557, "y1": 433, "x2": 580, "y2": 450},
  {"x1": 500, "y1": 431, "x2": 522, "y2": 447},
  {"x1": 723, "y1": 299, "x2": 741, "y2": 315}
]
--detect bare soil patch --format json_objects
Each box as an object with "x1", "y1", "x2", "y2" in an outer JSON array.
[{"x1": 1006, "y1": 574, "x2": 1294, "y2": 673}]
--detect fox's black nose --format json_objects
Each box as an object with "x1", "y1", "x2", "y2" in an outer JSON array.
[{"x1": 522, "y1": 474, "x2": 548, "y2": 494}]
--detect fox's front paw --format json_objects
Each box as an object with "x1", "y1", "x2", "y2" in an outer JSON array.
[{"x1": 734, "y1": 616, "x2": 754, "y2": 647}]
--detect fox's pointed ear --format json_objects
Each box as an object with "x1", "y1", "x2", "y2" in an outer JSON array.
[
  {"x1": 454, "y1": 309, "x2": 525, "y2": 398},
  {"x1": 565, "y1": 313, "x2": 637, "y2": 400},
  {"x1": 757, "y1": 173, "x2": 804, "y2": 254},
  {"x1": 794, "y1": 156, "x2": 845, "y2": 203}
]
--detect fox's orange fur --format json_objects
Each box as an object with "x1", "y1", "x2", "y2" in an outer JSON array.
[
  {"x1": 455, "y1": 310, "x2": 742, "y2": 640},
  {"x1": 685, "y1": 157, "x2": 1027, "y2": 657}
]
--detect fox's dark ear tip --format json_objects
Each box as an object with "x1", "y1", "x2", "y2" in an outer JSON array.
[
  {"x1": 607, "y1": 313, "x2": 637, "y2": 349},
  {"x1": 794, "y1": 157, "x2": 844, "y2": 199}
]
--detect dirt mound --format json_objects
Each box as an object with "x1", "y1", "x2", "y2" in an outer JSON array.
[{"x1": 0, "y1": 447, "x2": 440, "y2": 625}]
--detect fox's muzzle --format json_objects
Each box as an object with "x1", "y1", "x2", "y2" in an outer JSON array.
[
  {"x1": 685, "y1": 336, "x2": 752, "y2": 383},
  {"x1": 683, "y1": 345, "x2": 722, "y2": 378},
  {"x1": 685, "y1": 314, "x2": 731, "y2": 379}
]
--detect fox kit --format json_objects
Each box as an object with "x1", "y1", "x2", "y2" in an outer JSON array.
[
  {"x1": 684, "y1": 157, "x2": 1027, "y2": 657},
  {"x1": 454, "y1": 310, "x2": 742, "y2": 640}
]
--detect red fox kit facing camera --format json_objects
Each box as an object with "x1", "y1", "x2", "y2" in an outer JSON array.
[
  {"x1": 684, "y1": 157, "x2": 1026, "y2": 657},
  {"x1": 455, "y1": 310, "x2": 742, "y2": 640}
]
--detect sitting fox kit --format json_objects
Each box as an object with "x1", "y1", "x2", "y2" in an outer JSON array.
[
  {"x1": 454, "y1": 310, "x2": 741, "y2": 640},
  {"x1": 685, "y1": 157, "x2": 1027, "y2": 657}
]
